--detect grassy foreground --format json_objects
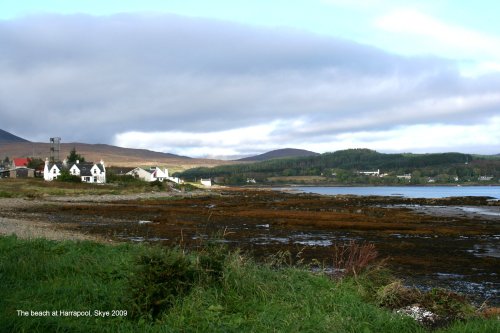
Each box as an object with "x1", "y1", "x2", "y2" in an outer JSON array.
[{"x1": 0, "y1": 236, "x2": 497, "y2": 333}]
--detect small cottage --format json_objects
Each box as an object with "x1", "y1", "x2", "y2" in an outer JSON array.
[
  {"x1": 200, "y1": 178, "x2": 212, "y2": 187},
  {"x1": 126, "y1": 167, "x2": 182, "y2": 184}
]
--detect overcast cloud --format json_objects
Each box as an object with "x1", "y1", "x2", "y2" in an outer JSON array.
[{"x1": 1, "y1": 14, "x2": 499, "y2": 157}]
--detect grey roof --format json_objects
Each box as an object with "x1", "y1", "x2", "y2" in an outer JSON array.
[
  {"x1": 76, "y1": 163, "x2": 96, "y2": 177},
  {"x1": 129, "y1": 167, "x2": 153, "y2": 174},
  {"x1": 48, "y1": 161, "x2": 104, "y2": 176},
  {"x1": 48, "y1": 162, "x2": 66, "y2": 170}
]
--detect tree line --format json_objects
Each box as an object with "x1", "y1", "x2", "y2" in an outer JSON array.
[{"x1": 175, "y1": 149, "x2": 500, "y2": 185}]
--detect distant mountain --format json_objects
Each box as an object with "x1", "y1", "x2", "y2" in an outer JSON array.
[
  {"x1": 0, "y1": 129, "x2": 29, "y2": 144},
  {"x1": 237, "y1": 148, "x2": 319, "y2": 162},
  {"x1": 0, "y1": 142, "x2": 234, "y2": 168}
]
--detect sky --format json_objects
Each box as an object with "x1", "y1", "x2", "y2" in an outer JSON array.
[{"x1": 0, "y1": 0, "x2": 499, "y2": 158}]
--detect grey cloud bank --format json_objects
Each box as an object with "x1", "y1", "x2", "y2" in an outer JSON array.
[{"x1": 0, "y1": 14, "x2": 498, "y2": 156}]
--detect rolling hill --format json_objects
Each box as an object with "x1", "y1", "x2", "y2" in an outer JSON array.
[
  {"x1": 0, "y1": 128, "x2": 235, "y2": 169},
  {"x1": 0, "y1": 142, "x2": 232, "y2": 169},
  {"x1": 237, "y1": 148, "x2": 319, "y2": 162}
]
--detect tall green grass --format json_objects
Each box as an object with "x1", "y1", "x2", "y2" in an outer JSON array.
[
  {"x1": 0, "y1": 236, "x2": 498, "y2": 333},
  {"x1": 0, "y1": 178, "x2": 170, "y2": 199}
]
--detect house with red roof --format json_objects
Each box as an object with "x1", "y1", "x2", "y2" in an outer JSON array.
[
  {"x1": 0, "y1": 157, "x2": 35, "y2": 178},
  {"x1": 12, "y1": 158, "x2": 30, "y2": 168}
]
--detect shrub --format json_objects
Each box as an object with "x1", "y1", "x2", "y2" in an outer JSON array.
[
  {"x1": 57, "y1": 170, "x2": 81, "y2": 183},
  {"x1": 150, "y1": 180, "x2": 164, "y2": 190},
  {"x1": 422, "y1": 288, "x2": 475, "y2": 320},
  {"x1": 173, "y1": 183, "x2": 198, "y2": 192},
  {"x1": 129, "y1": 248, "x2": 197, "y2": 319},
  {"x1": 331, "y1": 240, "x2": 378, "y2": 278},
  {"x1": 376, "y1": 280, "x2": 422, "y2": 309},
  {"x1": 196, "y1": 242, "x2": 229, "y2": 284}
]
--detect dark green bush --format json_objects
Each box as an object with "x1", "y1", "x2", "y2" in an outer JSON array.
[
  {"x1": 57, "y1": 170, "x2": 81, "y2": 183},
  {"x1": 129, "y1": 248, "x2": 197, "y2": 319},
  {"x1": 196, "y1": 242, "x2": 229, "y2": 284},
  {"x1": 422, "y1": 288, "x2": 475, "y2": 320},
  {"x1": 149, "y1": 180, "x2": 164, "y2": 190},
  {"x1": 173, "y1": 183, "x2": 198, "y2": 192},
  {"x1": 129, "y1": 241, "x2": 230, "y2": 320}
]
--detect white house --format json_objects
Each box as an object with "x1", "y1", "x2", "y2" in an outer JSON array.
[
  {"x1": 358, "y1": 169, "x2": 380, "y2": 176},
  {"x1": 200, "y1": 178, "x2": 212, "y2": 187},
  {"x1": 44, "y1": 159, "x2": 106, "y2": 183},
  {"x1": 72, "y1": 161, "x2": 106, "y2": 183},
  {"x1": 126, "y1": 167, "x2": 182, "y2": 184},
  {"x1": 397, "y1": 174, "x2": 412, "y2": 180},
  {"x1": 44, "y1": 161, "x2": 63, "y2": 181}
]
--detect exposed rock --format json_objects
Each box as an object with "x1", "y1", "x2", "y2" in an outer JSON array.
[{"x1": 396, "y1": 305, "x2": 440, "y2": 328}]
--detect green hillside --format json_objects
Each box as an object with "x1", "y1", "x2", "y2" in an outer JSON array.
[
  {"x1": 176, "y1": 149, "x2": 500, "y2": 185},
  {"x1": 237, "y1": 148, "x2": 319, "y2": 162}
]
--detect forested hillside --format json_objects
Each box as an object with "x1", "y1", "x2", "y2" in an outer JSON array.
[
  {"x1": 237, "y1": 148, "x2": 319, "y2": 162},
  {"x1": 176, "y1": 149, "x2": 500, "y2": 185}
]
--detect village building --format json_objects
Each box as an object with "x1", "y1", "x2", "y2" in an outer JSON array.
[
  {"x1": 357, "y1": 169, "x2": 389, "y2": 177},
  {"x1": 200, "y1": 178, "x2": 212, "y2": 187},
  {"x1": 0, "y1": 166, "x2": 35, "y2": 179},
  {"x1": 358, "y1": 169, "x2": 380, "y2": 176},
  {"x1": 0, "y1": 157, "x2": 35, "y2": 179},
  {"x1": 43, "y1": 159, "x2": 106, "y2": 183},
  {"x1": 213, "y1": 176, "x2": 225, "y2": 184},
  {"x1": 397, "y1": 174, "x2": 412, "y2": 180},
  {"x1": 10, "y1": 167, "x2": 35, "y2": 178},
  {"x1": 12, "y1": 158, "x2": 30, "y2": 168},
  {"x1": 126, "y1": 167, "x2": 182, "y2": 184}
]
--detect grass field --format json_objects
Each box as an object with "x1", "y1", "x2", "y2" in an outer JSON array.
[
  {"x1": 0, "y1": 177, "x2": 175, "y2": 198},
  {"x1": 0, "y1": 236, "x2": 498, "y2": 333}
]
